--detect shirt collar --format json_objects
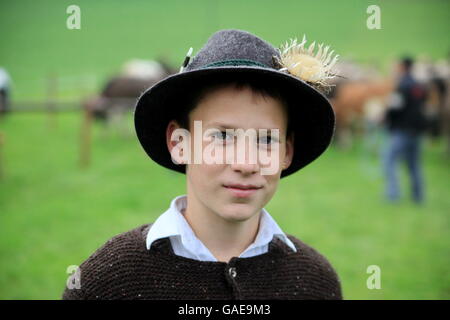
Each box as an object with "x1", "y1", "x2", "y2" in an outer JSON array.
[
  {"x1": 146, "y1": 194, "x2": 297, "y2": 255},
  {"x1": 145, "y1": 194, "x2": 187, "y2": 250}
]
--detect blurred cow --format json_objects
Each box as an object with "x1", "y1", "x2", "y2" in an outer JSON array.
[
  {"x1": 327, "y1": 57, "x2": 450, "y2": 149},
  {"x1": 326, "y1": 59, "x2": 394, "y2": 148},
  {"x1": 424, "y1": 58, "x2": 450, "y2": 155},
  {"x1": 412, "y1": 57, "x2": 450, "y2": 141},
  {"x1": 84, "y1": 58, "x2": 177, "y2": 120}
]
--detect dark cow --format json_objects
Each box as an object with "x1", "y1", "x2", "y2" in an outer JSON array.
[{"x1": 84, "y1": 58, "x2": 177, "y2": 120}]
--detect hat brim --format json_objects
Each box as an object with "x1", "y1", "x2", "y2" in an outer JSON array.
[{"x1": 134, "y1": 66, "x2": 335, "y2": 178}]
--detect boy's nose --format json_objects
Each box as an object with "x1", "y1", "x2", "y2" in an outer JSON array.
[
  {"x1": 231, "y1": 161, "x2": 259, "y2": 175},
  {"x1": 230, "y1": 141, "x2": 260, "y2": 175}
]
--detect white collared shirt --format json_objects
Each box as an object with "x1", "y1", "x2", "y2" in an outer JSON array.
[{"x1": 146, "y1": 194, "x2": 297, "y2": 261}]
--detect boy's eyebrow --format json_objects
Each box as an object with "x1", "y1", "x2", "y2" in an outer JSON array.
[{"x1": 205, "y1": 121, "x2": 281, "y2": 131}]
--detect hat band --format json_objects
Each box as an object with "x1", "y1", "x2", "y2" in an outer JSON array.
[{"x1": 200, "y1": 59, "x2": 269, "y2": 69}]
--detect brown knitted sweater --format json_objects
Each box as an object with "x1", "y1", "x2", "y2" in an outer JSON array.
[{"x1": 62, "y1": 223, "x2": 343, "y2": 300}]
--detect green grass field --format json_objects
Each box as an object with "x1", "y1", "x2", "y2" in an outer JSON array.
[
  {"x1": 1, "y1": 0, "x2": 449, "y2": 300},
  {"x1": 1, "y1": 0, "x2": 449, "y2": 101},
  {"x1": 0, "y1": 112, "x2": 449, "y2": 299}
]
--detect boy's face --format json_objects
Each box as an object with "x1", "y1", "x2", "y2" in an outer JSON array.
[{"x1": 167, "y1": 85, "x2": 294, "y2": 223}]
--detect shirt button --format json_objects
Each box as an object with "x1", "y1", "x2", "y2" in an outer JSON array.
[{"x1": 229, "y1": 267, "x2": 237, "y2": 278}]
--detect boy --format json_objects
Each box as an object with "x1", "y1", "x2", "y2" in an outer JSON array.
[{"x1": 62, "y1": 29, "x2": 342, "y2": 300}]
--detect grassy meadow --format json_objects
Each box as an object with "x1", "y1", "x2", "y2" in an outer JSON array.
[
  {"x1": 0, "y1": 0, "x2": 449, "y2": 300},
  {"x1": 0, "y1": 112, "x2": 448, "y2": 299}
]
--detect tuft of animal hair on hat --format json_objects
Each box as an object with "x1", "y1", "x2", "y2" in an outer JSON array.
[{"x1": 273, "y1": 35, "x2": 340, "y2": 93}]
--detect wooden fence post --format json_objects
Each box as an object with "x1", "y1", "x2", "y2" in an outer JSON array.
[
  {"x1": 46, "y1": 73, "x2": 58, "y2": 129},
  {"x1": 0, "y1": 131, "x2": 4, "y2": 180},
  {"x1": 79, "y1": 102, "x2": 92, "y2": 169}
]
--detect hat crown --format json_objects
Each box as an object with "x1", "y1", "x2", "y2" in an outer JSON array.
[{"x1": 185, "y1": 29, "x2": 279, "y2": 71}]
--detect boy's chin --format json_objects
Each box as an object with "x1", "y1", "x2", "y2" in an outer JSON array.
[{"x1": 217, "y1": 203, "x2": 261, "y2": 223}]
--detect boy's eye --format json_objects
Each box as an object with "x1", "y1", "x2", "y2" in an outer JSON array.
[
  {"x1": 212, "y1": 131, "x2": 234, "y2": 142},
  {"x1": 258, "y1": 135, "x2": 275, "y2": 145}
]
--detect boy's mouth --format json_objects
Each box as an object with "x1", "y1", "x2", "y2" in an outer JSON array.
[
  {"x1": 223, "y1": 183, "x2": 263, "y2": 190},
  {"x1": 222, "y1": 184, "x2": 263, "y2": 198}
]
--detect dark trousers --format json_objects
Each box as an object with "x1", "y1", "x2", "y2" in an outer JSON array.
[{"x1": 383, "y1": 130, "x2": 424, "y2": 203}]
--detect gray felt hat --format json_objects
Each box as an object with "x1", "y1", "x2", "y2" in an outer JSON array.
[{"x1": 134, "y1": 29, "x2": 336, "y2": 178}]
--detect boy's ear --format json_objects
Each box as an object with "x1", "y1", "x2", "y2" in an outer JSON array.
[
  {"x1": 166, "y1": 120, "x2": 191, "y2": 165},
  {"x1": 282, "y1": 132, "x2": 295, "y2": 170},
  {"x1": 166, "y1": 120, "x2": 180, "y2": 153},
  {"x1": 166, "y1": 120, "x2": 185, "y2": 164}
]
